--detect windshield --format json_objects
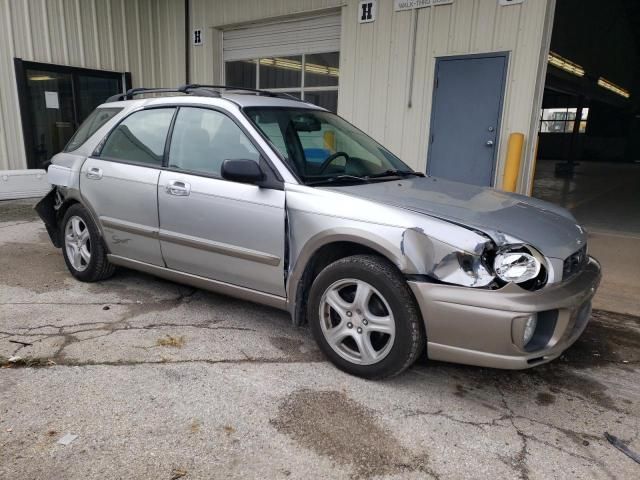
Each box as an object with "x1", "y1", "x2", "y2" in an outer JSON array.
[{"x1": 244, "y1": 107, "x2": 414, "y2": 184}]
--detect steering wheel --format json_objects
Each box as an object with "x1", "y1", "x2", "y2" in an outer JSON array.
[{"x1": 317, "y1": 151, "x2": 350, "y2": 174}]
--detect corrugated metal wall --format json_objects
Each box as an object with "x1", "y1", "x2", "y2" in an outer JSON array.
[
  {"x1": 189, "y1": 0, "x2": 550, "y2": 193},
  {"x1": 1, "y1": 0, "x2": 550, "y2": 193},
  {"x1": 189, "y1": 0, "x2": 344, "y2": 86},
  {"x1": 0, "y1": 0, "x2": 185, "y2": 170},
  {"x1": 337, "y1": 0, "x2": 551, "y2": 191}
]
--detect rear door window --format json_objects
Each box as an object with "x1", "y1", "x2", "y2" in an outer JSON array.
[
  {"x1": 99, "y1": 108, "x2": 175, "y2": 166},
  {"x1": 64, "y1": 107, "x2": 122, "y2": 152}
]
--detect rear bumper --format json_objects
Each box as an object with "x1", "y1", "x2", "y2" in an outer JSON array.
[
  {"x1": 34, "y1": 188, "x2": 61, "y2": 248},
  {"x1": 407, "y1": 257, "x2": 601, "y2": 369}
]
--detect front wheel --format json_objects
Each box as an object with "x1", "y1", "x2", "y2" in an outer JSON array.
[{"x1": 307, "y1": 255, "x2": 425, "y2": 379}]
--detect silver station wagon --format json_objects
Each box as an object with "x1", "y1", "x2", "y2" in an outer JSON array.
[{"x1": 37, "y1": 85, "x2": 601, "y2": 379}]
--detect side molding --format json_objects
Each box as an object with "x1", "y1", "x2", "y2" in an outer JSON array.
[
  {"x1": 101, "y1": 218, "x2": 282, "y2": 267},
  {"x1": 107, "y1": 255, "x2": 288, "y2": 311}
]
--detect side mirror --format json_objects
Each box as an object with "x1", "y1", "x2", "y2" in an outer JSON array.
[{"x1": 221, "y1": 159, "x2": 265, "y2": 184}]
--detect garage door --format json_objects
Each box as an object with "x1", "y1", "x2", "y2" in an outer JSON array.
[{"x1": 223, "y1": 13, "x2": 341, "y2": 111}]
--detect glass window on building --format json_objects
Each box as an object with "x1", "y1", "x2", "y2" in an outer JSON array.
[
  {"x1": 540, "y1": 107, "x2": 589, "y2": 133},
  {"x1": 224, "y1": 52, "x2": 340, "y2": 112},
  {"x1": 16, "y1": 60, "x2": 127, "y2": 169}
]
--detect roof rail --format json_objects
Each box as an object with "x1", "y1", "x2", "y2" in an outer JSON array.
[
  {"x1": 105, "y1": 84, "x2": 304, "y2": 103},
  {"x1": 183, "y1": 84, "x2": 300, "y2": 100},
  {"x1": 105, "y1": 85, "x2": 221, "y2": 103}
]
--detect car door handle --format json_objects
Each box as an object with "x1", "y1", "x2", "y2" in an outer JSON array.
[
  {"x1": 485, "y1": 140, "x2": 494, "y2": 146},
  {"x1": 166, "y1": 180, "x2": 191, "y2": 196},
  {"x1": 86, "y1": 167, "x2": 103, "y2": 180}
]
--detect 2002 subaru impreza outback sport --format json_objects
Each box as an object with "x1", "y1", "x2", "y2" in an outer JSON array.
[{"x1": 36, "y1": 85, "x2": 601, "y2": 379}]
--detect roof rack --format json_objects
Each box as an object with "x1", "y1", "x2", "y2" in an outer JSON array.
[
  {"x1": 185, "y1": 84, "x2": 301, "y2": 101},
  {"x1": 105, "y1": 85, "x2": 219, "y2": 102},
  {"x1": 105, "y1": 84, "x2": 304, "y2": 103}
]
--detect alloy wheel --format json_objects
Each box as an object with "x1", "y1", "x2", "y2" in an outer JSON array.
[
  {"x1": 64, "y1": 216, "x2": 91, "y2": 272},
  {"x1": 319, "y1": 278, "x2": 396, "y2": 365}
]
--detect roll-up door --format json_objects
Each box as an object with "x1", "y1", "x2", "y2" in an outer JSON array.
[
  {"x1": 223, "y1": 13, "x2": 341, "y2": 112},
  {"x1": 223, "y1": 13, "x2": 341, "y2": 62}
]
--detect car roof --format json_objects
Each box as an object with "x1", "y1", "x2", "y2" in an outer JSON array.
[{"x1": 99, "y1": 93, "x2": 325, "y2": 111}]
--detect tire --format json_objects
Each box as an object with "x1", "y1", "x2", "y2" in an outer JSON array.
[
  {"x1": 307, "y1": 254, "x2": 425, "y2": 379},
  {"x1": 61, "y1": 204, "x2": 115, "y2": 282}
]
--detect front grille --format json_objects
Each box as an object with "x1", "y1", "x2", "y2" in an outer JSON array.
[{"x1": 563, "y1": 245, "x2": 587, "y2": 280}]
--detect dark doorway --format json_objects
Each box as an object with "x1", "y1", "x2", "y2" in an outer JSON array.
[
  {"x1": 532, "y1": 0, "x2": 640, "y2": 236},
  {"x1": 427, "y1": 53, "x2": 508, "y2": 187},
  {"x1": 14, "y1": 59, "x2": 131, "y2": 169}
]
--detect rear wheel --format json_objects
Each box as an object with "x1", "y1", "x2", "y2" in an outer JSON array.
[
  {"x1": 308, "y1": 254, "x2": 424, "y2": 379},
  {"x1": 61, "y1": 204, "x2": 115, "y2": 282}
]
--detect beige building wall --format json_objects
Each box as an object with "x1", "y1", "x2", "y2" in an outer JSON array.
[
  {"x1": 0, "y1": 0, "x2": 186, "y2": 171},
  {"x1": 338, "y1": 0, "x2": 553, "y2": 192},
  {"x1": 1, "y1": 0, "x2": 552, "y2": 195},
  {"x1": 188, "y1": 0, "x2": 345, "y2": 86},
  {"x1": 189, "y1": 0, "x2": 552, "y2": 194}
]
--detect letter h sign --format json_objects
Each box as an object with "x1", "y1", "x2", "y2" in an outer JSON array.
[{"x1": 358, "y1": 1, "x2": 376, "y2": 23}]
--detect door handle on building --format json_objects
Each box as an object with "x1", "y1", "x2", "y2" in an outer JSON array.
[
  {"x1": 86, "y1": 167, "x2": 103, "y2": 180},
  {"x1": 166, "y1": 180, "x2": 191, "y2": 196}
]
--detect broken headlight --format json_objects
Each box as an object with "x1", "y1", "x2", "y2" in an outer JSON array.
[
  {"x1": 493, "y1": 245, "x2": 548, "y2": 290},
  {"x1": 431, "y1": 250, "x2": 495, "y2": 288},
  {"x1": 429, "y1": 242, "x2": 548, "y2": 290},
  {"x1": 494, "y1": 251, "x2": 540, "y2": 283}
]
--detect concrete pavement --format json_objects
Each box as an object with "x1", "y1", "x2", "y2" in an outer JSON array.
[{"x1": 1, "y1": 199, "x2": 639, "y2": 479}]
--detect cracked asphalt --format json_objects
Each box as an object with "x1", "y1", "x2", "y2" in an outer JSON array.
[{"x1": 1, "y1": 198, "x2": 639, "y2": 479}]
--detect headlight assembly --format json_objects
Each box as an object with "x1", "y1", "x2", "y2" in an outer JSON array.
[
  {"x1": 494, "y1": 251, "x2": 540, "y2": 283},
  {"x1": 430, "y1": 250, "x2": 495, "y2": 288},
  {"x1": 493, "y1": 245, "x2": 547, "y2": 289},
  {"x1": 429, "y1": 243, "x2": 547, "y2": 290}
]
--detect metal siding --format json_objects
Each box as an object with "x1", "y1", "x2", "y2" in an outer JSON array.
[
  {"x1": 95, "y1": 0, "x2": 114, "y2": 70},
  {"x1": 367, "y1": 0, "x2": 394, "y2": 141},
  {"x1": 0, "y1": 0, "x2": 24, "y2": 170},
  {"x1": 27, "y1": 0, "x2": 50, "y2": 62},
  {"x1": 335, "y1": 0, "x2": 550, "y2": 194},
  {"x1": 46, "y1": 0, "x2": 67, "y2": 65},
  {"x1": 0, "y1": 0, "x2": 185, "y2": 170},
  {"x1": 111, "y1": 0, "x2": 128, "y2": 71},
  {"x1": 1, "y1": 0, "x2": 549, "y2": 184},
  {"x1": 189, "y1": 0, "x2": 344, "y2": 84}
]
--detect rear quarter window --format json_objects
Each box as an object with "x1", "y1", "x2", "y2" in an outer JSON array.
[
  {"x1": 99, "y1": 108, "x2": 175, "y2": 166},
  {"x1": 64, "y1": 107, "x2": 123, "y2": 152}
]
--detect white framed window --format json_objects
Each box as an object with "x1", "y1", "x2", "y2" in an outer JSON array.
[{"x1": 225, "y1": 52, "x2": 340, "y2": 112}]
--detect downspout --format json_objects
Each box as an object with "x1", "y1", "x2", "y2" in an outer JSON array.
[
  {"x1": 184, "y1": 0, "x2": 190, "y2": 84},
  {"x1": 407, "y1": 9, "x2": 418, "y2": 108}
]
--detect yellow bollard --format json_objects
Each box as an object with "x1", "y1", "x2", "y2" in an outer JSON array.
[
  {"x1": 527, "y1": 136, "x2": 539, "y2": 195},
  {"x1": 503, "y1": 132, "x2": 525, "y2": 192},
  {"x1": 323, "y1": 130, "x2": 336, "y2": 153}
]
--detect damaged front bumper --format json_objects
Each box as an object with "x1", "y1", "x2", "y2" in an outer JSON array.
[{"x1": 407, "y1": 256, "x2": 602, "y2": 369}]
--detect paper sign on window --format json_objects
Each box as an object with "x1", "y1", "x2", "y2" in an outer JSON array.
[{"x1": 45, "y1": 91, "x2": 59, "y2": 109}]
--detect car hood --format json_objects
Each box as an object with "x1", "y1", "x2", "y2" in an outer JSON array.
[{"x1": 328, "y1": 176, "x2": 586, "y2": 260}]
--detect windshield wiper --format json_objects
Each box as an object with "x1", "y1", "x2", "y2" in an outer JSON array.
[
  {"x1": 305, "y1": 175, "x2": 370, "y2": 186},
  {"x1": 366, "y1": 169, "x2": 423, "y2": 179}
]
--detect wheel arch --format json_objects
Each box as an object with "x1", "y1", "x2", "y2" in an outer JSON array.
[{"x1": 287, "y1": 232, "x2": 410, "y2": 326}]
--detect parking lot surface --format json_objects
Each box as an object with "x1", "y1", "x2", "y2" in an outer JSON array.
[{"x1": 1, "y1": 199, "x2": 639, "y2": 479}]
